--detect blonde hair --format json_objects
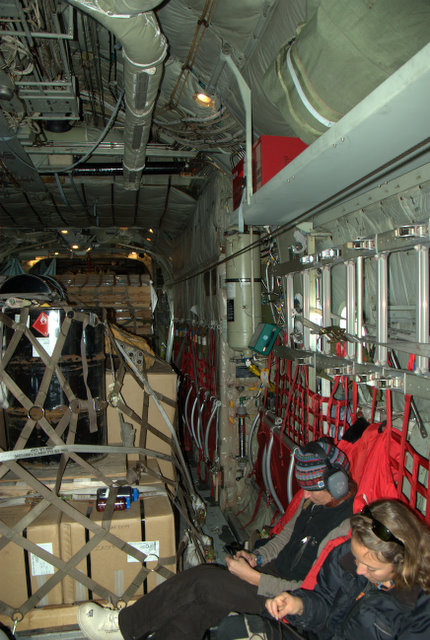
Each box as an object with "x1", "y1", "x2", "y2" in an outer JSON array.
[{"x1": 350, "y1": 499, "x2": 430, "y2": 592}]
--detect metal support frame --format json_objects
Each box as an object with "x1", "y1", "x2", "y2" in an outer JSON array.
[
  {"x1": 346, "y1": 261, "x2": 356, "y2": 360},
  {"x1": 376, "y1": 253, "x2": 388, "y2": 366},
  {"x1": 286, "y1": 274, "x2": 294, "y2": 345},
  {"x1": 0, "y1": 4, "x2": 74, "y2": 39},
  {"x1": 222, "y1": 52, "x2": 253, "y2": 207},
  {"x1": 303, "y1": 270, "x2": 311, "y2": 350},
  {"x1": 321, "y1": 266, "x2": 331, "y2": 354},
  {"x1": 416, "y1": 245, "x2": 429, "y2": 374},
  {"x1": 356, "y1": 257, "x2": 364, "y2": 364},
  {"x1": 275, "y1": 229, "x2": 430, "y2": 409}
]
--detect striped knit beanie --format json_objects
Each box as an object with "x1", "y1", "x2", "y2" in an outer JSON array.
[{"x1": 294, "y1": 439, "x2": 350, "y2": 491}]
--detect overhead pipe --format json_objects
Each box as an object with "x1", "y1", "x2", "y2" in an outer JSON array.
[
  {"x1": 67, "y1": 161, "x2": 187, "y2": 176},
  {"x1": 67, "y1": 1, "x2": 167, "y2": 190}
]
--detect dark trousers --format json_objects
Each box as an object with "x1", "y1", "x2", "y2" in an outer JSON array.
[
  {"x1": 216, "y1": 614, "x2": 308, "y2": 640},
  {"x1": 118, "y1": 563, "x2": 271, "y2": 640}
]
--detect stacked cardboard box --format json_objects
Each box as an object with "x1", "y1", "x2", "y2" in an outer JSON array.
[
  {"x1": 0, "y1": 488, "x2": 175, "y2": 621},
  {"x1": 55, "y1": 272, "x2": 152, "y2": 335},
  {"x1": 106, "y1": 360, "x2": 178, "y2": 482}
]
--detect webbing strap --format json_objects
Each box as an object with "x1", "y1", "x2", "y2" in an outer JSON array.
[
  {"x1": 79, "y1": 314, "x2": 97, "y2": 434},
  {"x1": 0, "y1": 310, "x2": 28, "y2": 371},
  {"x1": 55, "y1": 408, "x2": 79, "y2": 494},
  {"x1": 138, "y1": 390, "x2": 150, "y2": 465},
  {"x1": 0, "y1": 310, "x2": 108, "y2": 483},
  {"x1": 0, "y1": 459, "x2": 175, "y2": 609}
]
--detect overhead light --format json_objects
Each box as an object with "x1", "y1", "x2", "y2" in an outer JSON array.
[
  {"x1": 149, "y1": 228, "x2": 154, "y2": 234},
  {"x1": 72, "y1": 244, "x2": 79, "y2": 250},
  {"x1": 194, "y1": 92, "x2": 213, "y2": 107},
  {"x1": 128, "y1": 251, "x2": 138, "y2": 259},
  {"x1": 60, "y1": 229, "x2": 69, "y2": 234}
]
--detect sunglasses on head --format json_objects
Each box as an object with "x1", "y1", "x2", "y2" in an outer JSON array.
[{"x1": 361, "y1": 505, "x2": 404, "y2": 547}]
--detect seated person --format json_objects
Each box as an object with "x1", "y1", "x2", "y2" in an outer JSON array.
[
  {"x1": 216, "y1": 499, "x2": 430, "y2": 640},
  {"x1": 77, "y1": 438, "x2": 356, "y2": 640}
]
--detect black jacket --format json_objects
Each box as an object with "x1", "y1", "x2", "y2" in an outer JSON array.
[{"x1": 287, "y1": 540, "x2": 430, "y2": 640}]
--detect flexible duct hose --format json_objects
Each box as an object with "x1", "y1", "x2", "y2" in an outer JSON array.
[{"x1": 67, "y1": 0, "x2": 167, "y2": 189}]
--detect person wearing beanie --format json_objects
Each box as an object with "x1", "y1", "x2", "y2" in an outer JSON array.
[{"x1": 77, "y1": 438, "x2": 355, "y2": 640}]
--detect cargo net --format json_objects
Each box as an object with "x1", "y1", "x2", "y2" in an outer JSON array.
[
  {"x1": 249, "y1": 354, "x2": 430, "y2": 527},
  {"x1": 0, "y1": 307, "x2": 199, "y2": 630},
  {"x1": 173, "y1": 323, "x2": 222, "y2": 498}
]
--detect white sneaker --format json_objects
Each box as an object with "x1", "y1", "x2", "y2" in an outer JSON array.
[{"x1": 77, "y1": 603, "x2": 123, "y2": 640}]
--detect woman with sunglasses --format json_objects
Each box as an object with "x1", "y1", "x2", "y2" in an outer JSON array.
[{"x1": 216, "y1": 499, "x2": 430, "y2": 640}]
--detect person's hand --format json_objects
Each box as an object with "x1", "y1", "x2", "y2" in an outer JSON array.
[
  {"x1": 225, "y1": 555, "x2": 261, "y2": 586},
  {"x1": 234, "y1": 549, "x2": 258, "y2": 566},
  {"x1": 266, "y1": 592, "x2": 304, "y2": 619}
]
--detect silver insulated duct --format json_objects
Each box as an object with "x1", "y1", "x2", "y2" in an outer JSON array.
[{"x1": 68, "y1": 0, "x2": 167, "y2": 190}]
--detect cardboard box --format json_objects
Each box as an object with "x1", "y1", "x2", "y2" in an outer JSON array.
[
  {"x1": 89, "y1": 493, "x2": 175, "y2": 598},
  {"x1": 60, "y1": 502, "x2": 92, "y2": 604},
  {"x1": 0, "y1": 505, "x2": 29, "y2": 608},
  {"x1": 90, "y1": 501, "x2": 144, "y2": 599},
  {"x1": 106, "y1": 362, "x2": 177, "y2": 481},
  {"x1": 141, "y1": 493, "x2": 176, "y2": 592},
  {"x1": 27, "y1": 505, "x2": 62, "y2": 607}
]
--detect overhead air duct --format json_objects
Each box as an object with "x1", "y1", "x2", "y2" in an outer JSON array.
[{"x1": 67, "y1": 0, "x2": 167, "y2": 190}]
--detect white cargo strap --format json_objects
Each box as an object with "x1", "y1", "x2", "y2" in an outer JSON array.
[
  {"x1": 0, "y1": 443, "x2": 173, "y2": 463},
  {"x1": 286, "y1": 45, "x2": 336, "y2": 128}
]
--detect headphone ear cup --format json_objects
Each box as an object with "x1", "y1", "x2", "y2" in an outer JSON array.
[{"x1": 325, "y1": 469, "x2": 349, "y2": 500}]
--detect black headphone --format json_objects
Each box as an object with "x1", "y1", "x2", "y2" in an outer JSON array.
[{"x1": 300, "y1": 440, "x2": 349, "y2": 500}]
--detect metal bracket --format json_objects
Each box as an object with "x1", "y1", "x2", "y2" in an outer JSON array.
[
  {"x1": 395, "y1": 224, "x2": 428, "y2": 239},
  {"x1": 326, "y1": 365, "x2": 354, "y2": 377},
  {"x1": 355, "y1": 372, "x2": 403, "y2": 390},
  {"x1": 347, "y1": 238, "x2": 375, "y2": 251},
  {"x1": 319, "y1": 248, "x2": 341, "y2": 261}
]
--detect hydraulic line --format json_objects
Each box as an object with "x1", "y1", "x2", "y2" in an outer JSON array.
[
  {"x1": 237, "y1": 400, "x2": 247, "y2": 459},
  {"x1": 261, "y1": 443, "x2": 269, "y2": 499},
  {"x1": 190, "y1": 394, "x2": 201, "y2": 449},
  {"x1": 287, "y1": 447, "x2": 299, "y2": 504},
  {"x1": 183, "y1": 382, "x2": 195, "y2": 444},
  {"x1": 204, "y1": 397, "x2": 221, "y2": 462},
  {"x1": 247, "y1": 412, "x2": 261, "y2": 469},
  {"x1": 266, "y1": 430, "x2": 285, "y2": 514},
  {"x1": 197, "y1": 391, "x2": 210, "y2": 452}
]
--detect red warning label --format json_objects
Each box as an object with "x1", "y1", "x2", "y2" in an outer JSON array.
[{"x1": 32, "y1": 312, "x2": 49, "y2": 337}]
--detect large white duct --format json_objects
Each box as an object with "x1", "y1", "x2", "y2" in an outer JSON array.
[{"x1": 67, "y1": 0, "x2": 167, "y2": 190}]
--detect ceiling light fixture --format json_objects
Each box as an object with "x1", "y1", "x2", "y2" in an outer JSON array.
[
  {"x1": 60, "y1": 229, "x2": 69, "y2": 234},
  {"x1": 194, "y1": 92, "x2": 213, "y2": 107},
  {"x1": 72, "y1": 244, "x2": 79, "y2": 250}
]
